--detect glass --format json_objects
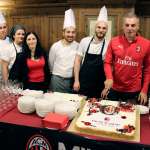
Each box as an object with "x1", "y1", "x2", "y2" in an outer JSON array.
[
  {"x1": 8, "y1": 80, "x2": 23, "y2": 95},
  {"x1": 0, "y1": 79, "x2": 23, "y2": 99}
]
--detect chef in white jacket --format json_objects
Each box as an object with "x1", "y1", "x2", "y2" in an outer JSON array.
[
  {"x1": 49, "y1": 9, "x2": 79, "y2": 93},
  {"x1": 0, "y1": 12, "x2": 10, "y2": 80}
]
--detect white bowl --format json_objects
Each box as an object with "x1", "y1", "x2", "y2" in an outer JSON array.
[{"x1": 54, "y1": 101, "x2": 78, "y2": 120}]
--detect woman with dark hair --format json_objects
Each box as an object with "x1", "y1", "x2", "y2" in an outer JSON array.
[
  {"x1": 11, "y1": 32, "x2": 50, "y2": 92},
  {"x1": 1, "y1": 24, "x2": 26, "y2": 82}
]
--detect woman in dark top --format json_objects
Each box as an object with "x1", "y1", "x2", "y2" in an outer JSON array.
[
  {"x1": 1, "y1": 24, "x2": 26, "y2": 82},
  {"x1": 12, "y1": 32, "x2": 50, "y2": 92}
]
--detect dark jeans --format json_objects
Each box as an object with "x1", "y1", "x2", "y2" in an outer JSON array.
[{"x1": 107, "y1": 88, "x2": 140, "y2": 104}]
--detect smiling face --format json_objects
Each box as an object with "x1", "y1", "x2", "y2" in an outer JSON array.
[
  {"x1": 123, "y1": 17, "x2": 139, "y2": 42},
  {"x1": 13, "y1": 29, "x2": 25, "y2": 45},
  {"x1": 95, "y1": 21, "x2": 108, "y2": 40},
  {"x1": 0, "y1": 23, "x2": 7, "y2": 40},
  {"x1": 26, "y1": 33, "x2": 37, "y2": 51},
  {"x1": 63, "y1": 26, "x2": 76, "y2": 43}
]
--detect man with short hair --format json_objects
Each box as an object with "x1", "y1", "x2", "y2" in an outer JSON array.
[
  {"x1": 101, "y1": 12, "x2": 150, "y2": 105},
  {"x1": 49, "y1": 9, "x2": 79, "y2": 93},
  {"x1": 73, "y1": 6, "x2": 109, "y2": 98}
]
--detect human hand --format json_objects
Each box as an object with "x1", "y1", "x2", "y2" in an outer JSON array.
[
  {"x1": 101, "y1": 88, "x2": 110, "y2": 99},
  {"x1": 104, "y1": 79, "x2": 113, "y2": 89},
  {"x1": 73, "y1": 81, "x2": 80, "y2": 92},
  {"x1": 138, "y1": 92, "x2": 147, "y2": 105}
]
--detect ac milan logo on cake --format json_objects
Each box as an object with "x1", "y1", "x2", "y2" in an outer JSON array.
[
  {"x1": 135, "y1": 45, "x2": 141, "y2": 52},
  {"x1": 26, "y1": 134, "x2": 52, "y2": 150}
]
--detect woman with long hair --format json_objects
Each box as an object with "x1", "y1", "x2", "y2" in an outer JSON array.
[{"x1": 12, "y1": 32, "x2": 50, "y2": 92}]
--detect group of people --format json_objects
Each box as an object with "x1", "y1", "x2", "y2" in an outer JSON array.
[
  {"x1": 0, "y1": 14, "x2": 50, "y2": 92},
  {"x1": 0, "y1": 6, "x2": 149, "y2": 105}
]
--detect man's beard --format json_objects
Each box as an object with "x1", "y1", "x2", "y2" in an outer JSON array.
[
  {"x1": 0, "y1": 34, "x2": 7, "y2": 40},
  {"x1": 65, "y1": 37, "x2": 74, "y2": 43},
  {"x1": 95, "y1": 32, "x2": 106, "y2": 40}
]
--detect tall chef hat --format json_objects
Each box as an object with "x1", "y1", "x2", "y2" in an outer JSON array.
[
  {"x1": 97, "y1": 6, "x2": 108, "y2": 23},
  {"x1": 63, "y1": 9, "x2": 76, "y2": 29},
  {"x1": 0, "y1": 11, "x2": 6, "y2": 25}
]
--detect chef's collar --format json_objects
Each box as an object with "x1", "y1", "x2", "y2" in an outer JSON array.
[{"x1": 93, "y1": 36, "x2": 105, "y2": 44}]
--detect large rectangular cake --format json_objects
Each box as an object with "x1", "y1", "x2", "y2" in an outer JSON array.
[{"x1": 75, "y1": 99, "x2": 137, "y2": 137}]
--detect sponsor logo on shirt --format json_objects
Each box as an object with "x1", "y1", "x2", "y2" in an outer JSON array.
[
  {"x1": 117, "y1": 56, "x2": 139, "y2": 67},
  {"x1": 136, "y1": 45, "x2": 141, "y2": 53}
]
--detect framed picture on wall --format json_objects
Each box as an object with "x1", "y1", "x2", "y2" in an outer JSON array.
[{"x1": 87, "y1": 16, "x2": 116, "y2": 42}]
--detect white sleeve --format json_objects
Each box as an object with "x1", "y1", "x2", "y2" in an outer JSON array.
[
  {"x1": 76, "y1": 37, "x2": 92, "y2": 57},
  {"x1": 76, "y1": 38, "x2": 86, "y2": 57},
  {"x1": 0, "y1": 44, "x2": 12, "y2": 63},
  {"x1": 49, "y1": 44, "x2": 56, "y2": 73}
]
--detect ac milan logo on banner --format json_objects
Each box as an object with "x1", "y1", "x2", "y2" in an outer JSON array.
[{"x1": 26, "y1": 134, "x2": 52, "y2": 150}]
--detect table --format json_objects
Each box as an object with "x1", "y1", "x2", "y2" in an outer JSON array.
[{"x1": 0, "y1": 106, "x2": 150, "y2": 150}]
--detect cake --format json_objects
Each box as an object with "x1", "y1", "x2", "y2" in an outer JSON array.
[{"x1": 75, "y1": 99, "x2": 137, "y2": 137}]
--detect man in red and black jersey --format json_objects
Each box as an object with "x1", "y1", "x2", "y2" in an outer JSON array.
[{"x1": 101, "y1": 12, "x2": 150, "y2": 105}]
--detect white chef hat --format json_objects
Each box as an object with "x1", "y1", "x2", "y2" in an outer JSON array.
[
  {"x1": 63, "y1": 9, "x2": 76, "y2": 29},
  {"x1": 97, "y1": 6, "x2": 108, "y2": 23},
  {"x1": 0, "y1": 12, "x2": 6, "y2": 25}
]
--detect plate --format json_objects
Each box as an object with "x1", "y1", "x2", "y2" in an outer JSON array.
[{"x1": 137, "y1": 105, "x2": 149, "y2": 115}]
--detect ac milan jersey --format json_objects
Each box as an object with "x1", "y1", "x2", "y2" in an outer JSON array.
[{"x1": 104, "y1": 35, "x2": 150, "y2": 93}]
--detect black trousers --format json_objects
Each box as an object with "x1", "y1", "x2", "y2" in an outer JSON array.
[
  {"x1": 23, "y1": 81, "x2": 48, "y2": 93},
  {"x1": 107, "y1": 88, "x2": 140, "y2": 104}
]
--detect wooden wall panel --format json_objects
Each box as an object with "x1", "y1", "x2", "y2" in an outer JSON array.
[
  {"x1": 140, "y1": 17, "x2": 150, "y2": 39},
  {"x1": 2, "y1": 4, "x2": 150, "y2": 52},
  {"x1": 7, "y1": 14, "x2": 65, "y2": 50},
  {"x1": 48, "y1": 15, "x2": 64, "y2": 46},
  {"x1": 75, "y1": 7, "x2": 133, "y2": 40},
  {"x1": 7, "y1": 15, "x2": 50, "y2": 50},
  {"x1": 40, "y1": 16, "x2": 49, "y2": 50}
]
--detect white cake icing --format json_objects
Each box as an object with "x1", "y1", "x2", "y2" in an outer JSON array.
[
  {"x1": 17, "y1": 96, "x2": 36, "y2": 114},
  {"x1": 76, "y1": 100, "x2": 136, "y2": 137}
]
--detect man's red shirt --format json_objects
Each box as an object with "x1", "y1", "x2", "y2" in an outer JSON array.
[{"x1": 104, "y1": 35, "x2": 150, "y2": 94}]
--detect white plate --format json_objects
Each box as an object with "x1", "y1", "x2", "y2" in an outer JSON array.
[{"x1": 137, "y1": 105, "x2": 149, "y2": 115}]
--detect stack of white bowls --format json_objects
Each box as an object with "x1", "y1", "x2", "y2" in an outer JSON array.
[
  {"x1": 22, "y1": 89, "x2": 43, "y2": 98},
  {"x1": 54, "y1": 101, "x2": 78, "y2": 120},
  {"x1": 35, "y1": 99, "x2": 55, "y2": 117},
  {"x1": 17, "y1": 96, "x2": 36, "y2": 113}
]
